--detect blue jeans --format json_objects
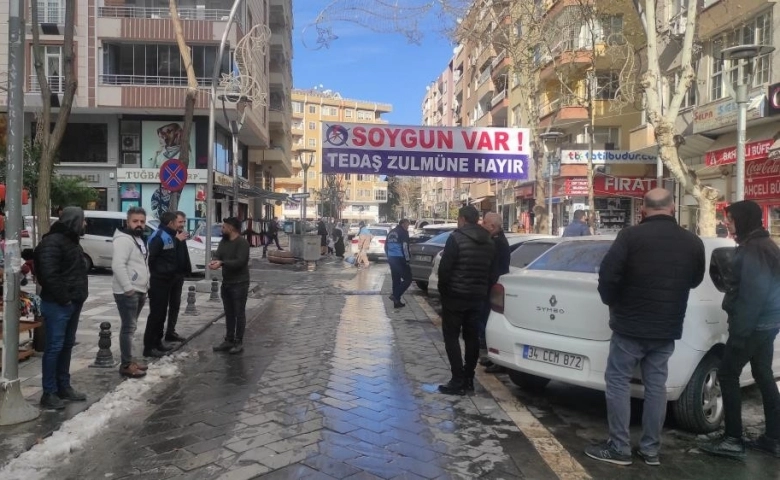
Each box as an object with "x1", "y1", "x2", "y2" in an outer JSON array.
[
  {"x1": 41, "y1": 300, "x2": 84, "y2": 394},
  {"x1": 605, "y1": 332, "x2": 675, "y2": 456},
  {"x1": 114, "y1": 292, "x2": 147, "y2": 365},
  {"x1": 388, "y1": 257, "x2": 412, "y2": 301}
]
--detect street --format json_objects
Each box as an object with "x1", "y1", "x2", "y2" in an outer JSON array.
[{"x1": 1, "y1": 260, "x2": 779, "y2": 480}]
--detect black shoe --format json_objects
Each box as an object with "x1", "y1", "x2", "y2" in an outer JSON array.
[
  {"x1": 393, "y1": 301, "x2": 406, "y2": 309},
  {"x1": 156, "y1": 343, "x2": 174, "y2": 352},
  {"x1": 57, "y1": 386, "x2": 87, "y2": 402},
  {"x1": 165, "y1": 332, "x2": 186, "y2": 343},
  {"x1": 484, "y1": 364, "x2": 507, "y2": 374},
  {"x1": 229, "y1": 341, "x2": 244, "y2": 355},
  {"x1": 479, "y1": 357, "x2": 493, "y2": 367},
  {"x1": 584, "y1": 441, "x2": 633, "y2": 466},
  {"x1": 635, "y1": 449, "x2": 660, "y2": 466},
  {"x1": 438, "y1": 379, "x2": 466, "y2": 396},
  {"x1": 389, "y1": 295, "x2": 397, "y2": 302},
  {"x1": 40, "y1": 392, "x2": 66, "y2": 410},
  {"x1": 747, "y1": 435, "x2": 780, "y2": 458},
  {"x1": 700, "y1": 435, "x2": 746, "y2": 460},
  {"x1": 143, "y1": 348, "x2": 166, "y2": 358},
  {"x1": 464, "y1": 377, "x2": 475, "y2": 392},
  {"x1": 213, "y1": 340, "x2": 235, "y2": 352}
]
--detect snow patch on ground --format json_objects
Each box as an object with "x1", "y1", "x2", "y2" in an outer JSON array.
[{"x1": 0, "y1": 353, "x2": 189, "y2": 480}]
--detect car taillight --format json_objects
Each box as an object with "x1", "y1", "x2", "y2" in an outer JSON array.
[
  {"x1": 21, "y1": 230, "x2": 29, "y2": 238},
  {"x1": 352, "y1": 239, "x2": 358, "y2": 244},
  {"x1": 490, "y1": 283, "x2": 505, "y2": 314},
  {"x1": 378, "y1": 240, "x2": 385, "y2": 244},
  {"x1": 193, "y1": 236, "x2": 203, "y2": 243}
]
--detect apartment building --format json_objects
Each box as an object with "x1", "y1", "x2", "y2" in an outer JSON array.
[
  {"x1": 275, "y1": 88, "x2": 392, "y2": 223},
  {"x1": 0, "y1": 0, "x2": 293, "y2": 229},
  {"x1": 629, "y1": 0, "x2": 780, "y2": 236}
]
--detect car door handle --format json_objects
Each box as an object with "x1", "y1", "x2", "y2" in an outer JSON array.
[{"x1": 105, "y1": 239, "x2": 112, "y2": 243}]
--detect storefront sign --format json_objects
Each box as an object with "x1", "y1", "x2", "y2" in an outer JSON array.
[
  {"x1": 116, "y1": 168, "x2": 208, "y2": 183},
  {"x1": 746, "y1": 158, "x2": 780, "y2": 200},
  {"x1": 562, "y1": 177, "x2": 656, "y2": 197},
  {"x1": 704, "y1": 139, "x2": 775, "y2": 166},
  {"x1": 321, "y1": 123, "x2": 530, "y2": 179},
  {"x1": 515, "y1": 185, "x2": 534, "y2": 198},
  {"x1": 768, "y1": 82, "x2": 780, "y2": 117},
  {"x1": 693, "y1": 93, "x2": 766, "y2": 133},
  {"x1": 214, "y1": 172, "x2": 233, "y2": 187},
  {"x1": 61, "y1": 173, "x2": 101, "y2": 184},
  {"x1": 560, "y1": 150, "x2": 658, "y2": 165}
]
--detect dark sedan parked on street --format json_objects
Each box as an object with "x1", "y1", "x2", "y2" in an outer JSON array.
[{"x1": 409, "y1": 231, "x2": 455, "y2": 291}]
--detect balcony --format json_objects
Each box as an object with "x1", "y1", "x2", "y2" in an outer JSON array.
[
  {"x1": 99, "y1": 74, "x2": 214, "y2": 87},
  {"x1": 491, "y1": 49, "x2": 507, "y2": 70},
  {"x1": 539, "y1": 95, "x2": 588, "y2": 128},
  {"x1": 271, "y1": 32, "x2": 292, "y2": 57},
  {"x1": 477, "y1": 66, "x2": 492, "y2": 87},
  {"x1": 28, "y1": 75, "x2": 64, "y2": 93},
  {"x1": 98, "y1": 6, "x2": 230, "y2": 20},
  {"x1": 491, "y1": 89, "x2": 507, "y2": 108},
  {"x1": 269, "y1": 0, "x2": 292, "y2": 29},
  {"x1": 33, "y1": 4, "x2": 65, "y2": 25}
]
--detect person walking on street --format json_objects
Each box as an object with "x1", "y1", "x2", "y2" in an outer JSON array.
[
  {"x1": 356, "y1": 222, "x2": 373, "y2": 268},
  {"x1": 701, "y1": 200, "x2": 780, "y2": 460},
  {"x1": 210, "y1": 217, "x2": 251, "y2": 354},
  {"x1": 143, "y1": 211, "x2": 191, "y2": 358},
  {"x1": 587, "y1": 188, "x2": 705, "y2": 466},
  {"x1": 317, "y1": 218, "x2": 329, "y2": 256},
  {"x1": 437, "y1": 206, "x2": 496, "y2": 396},
  {"x1": 111, "y1": 207, "x2": 150, "y2": 378},
  {"x1": 263, "y1": 217, "x2": 283, "y2": 258},
  {"x1": 385, "y1": 219, "x2": 412, "y2": 309},
  {"x1": 480, "y1": 212, "x2": 511, "y2": 374},
  {"x1": 562, "y1": 209, "x2": 591, "y2": 237},
  {"x1": 333, "y1": 223, "x2": 346, "y2": 258},
  {"x1": 34, "y1": 206, "x2": 90, "y2": 410}
]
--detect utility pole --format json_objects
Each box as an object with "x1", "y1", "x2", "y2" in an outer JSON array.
[{"x1": 0, "y1": 0, "x2": 41, "y2": 425}]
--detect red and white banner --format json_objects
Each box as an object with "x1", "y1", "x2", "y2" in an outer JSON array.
[
  {"x1": 704, "y1": 139, "x2": 775, "y2": 167},
  {"x1": 746, "y1": 158, "x2": 780, "y2": 200},
  {"x1": 560, "y1": 176, "x2": 656, "y2": 197}
]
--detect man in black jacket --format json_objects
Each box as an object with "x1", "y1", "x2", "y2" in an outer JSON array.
[
  {"x1": 143, "y1": 211, "x2": 191, "y2": 357},
  {"x1": 437, "y1": 206, "x2": 496, "y2": 395},
  {"x1": 34, "y1": 207, "x2": 90, "y2": 410},
  {"x1": 587, "y1": 188, "x2": 704, "y2": 467},
  {"x1": 701, "y1": 200, "x2": 780, "y2": 459},
  {"x1": 480, "y1": 212, "x2": 510, "y2": 373}
]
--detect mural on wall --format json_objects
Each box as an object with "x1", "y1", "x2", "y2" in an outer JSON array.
[
  {"x1": 140, "y1": 184, "x2": 198, "y2": 221},
  {"x1": 142, "y1": 121, "x2": 197, "y2": 169},
  {"x1": 120, "y1": 183, "x2": 141, "y2": 199}
]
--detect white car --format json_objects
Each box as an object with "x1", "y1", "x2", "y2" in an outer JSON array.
[
  {"x1": 191, "y1": 223, "x2": 224, "y2": 248},
  {"x1": 82, "y1": 211, "x2": 207, "y2": 273},
  {"x1": 486, "y1": 236, "x2": 777, "y2": 433},
  {"x1": 427, "y1": 234, "x2": 557, "y2": 296},
  {"x1": 350, "y1": 225, "x2": 391, "y2": 261},
  {"x1": 21, "y1": 216, "x2": 57, "y2": 250}
]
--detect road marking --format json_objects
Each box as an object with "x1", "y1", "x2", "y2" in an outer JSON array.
[{"x1": 416, "y1": 298, "x2": 592, "y2": 480}]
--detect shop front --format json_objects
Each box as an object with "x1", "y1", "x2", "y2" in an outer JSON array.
[
  {"x1": 213, "y1": 172, "x2": 250, "y2": 221},
  {"x1": 58, "y1": 168, "x2": 116, "y2": 211},
  {"x1": 514, "y1": 183, "x2": 535, "y2": 232}
]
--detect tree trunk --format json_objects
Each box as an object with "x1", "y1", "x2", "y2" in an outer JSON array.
[
  {"x1": 32, "y1": 0, "x2": 78, "y2": 236},
  {"x1": 586, "y1": 108, "x2": 596, "y2": 234},
  {"x1": 532, "y1": 149, "x2": 549, "y2": 234}
]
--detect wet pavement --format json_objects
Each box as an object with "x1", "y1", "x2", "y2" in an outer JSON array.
[{"x1": 3, "y1": 257, "x2": 779, "y2": 479}]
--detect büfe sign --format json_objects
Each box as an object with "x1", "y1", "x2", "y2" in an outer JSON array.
[
  {"x1": 746, "y1": 158, "x2": 780, "y2": 200},
  {"x1": 321, "y1": 123, "x2": 530, "y2": 179},
  {"x1": 562, "y1": 177, "x2": 655, "y2": 197},
  {"x1": 704, "y1": 139, "x2": 774, "y2": 166}
]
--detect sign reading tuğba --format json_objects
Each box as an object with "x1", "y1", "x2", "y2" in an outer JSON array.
[{"x1": 321, "y1": 123, "x2": 531, "y2": 180}]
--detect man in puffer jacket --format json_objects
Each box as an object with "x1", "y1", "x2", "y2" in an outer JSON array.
[
  {"x1": 34, "y1": 206, "x2": 89, "y2": 410},
  {"x1": 702, "y1": 200, "x2": 780, "y2": 459},
  {"x1": 111, "y1": 207, "x2": 150, "y2": 379}
]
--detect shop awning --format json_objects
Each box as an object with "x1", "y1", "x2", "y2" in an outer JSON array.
[{"x1": 631, "y1": 133, "x2": 717, "y2": 162}]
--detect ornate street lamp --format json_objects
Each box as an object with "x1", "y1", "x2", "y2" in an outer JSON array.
[{"x1": 297, "y1": 149, "x2": 316, "y2": 222}]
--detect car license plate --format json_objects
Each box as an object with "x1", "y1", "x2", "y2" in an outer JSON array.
[
  {"x1": 413, "y1": 254, "x2": 432, "y2": 263},
  {"x1": 523, "y1": 345, "x2": 584, "y2": 370}
]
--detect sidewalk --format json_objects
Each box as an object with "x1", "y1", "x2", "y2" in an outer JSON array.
[{"x1": 0, "y1": 274, "x2": 263, "y2": 469}]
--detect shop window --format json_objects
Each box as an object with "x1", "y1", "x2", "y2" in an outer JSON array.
[
  {"x1": 35, "y1": 123, "x2": 109, "y2": 163},
  {"x1": 592, "y1": 127, "x2": 620, "y2": 149}
]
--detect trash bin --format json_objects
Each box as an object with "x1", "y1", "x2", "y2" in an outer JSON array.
[{"x1": 303, "y1": 235, "x2": 321, "y2": 261}]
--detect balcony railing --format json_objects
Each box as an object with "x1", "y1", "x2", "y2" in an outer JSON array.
[
  {"x1": 491, "y1": 89, "x2": 507, "y2": 107},
  {"x1": 491, "y1": 49, "x2": 507, "y2": 70},
  {"x1": 477, "y1": 67, "x2": 492, "y2": 87},
  {"x1": 29, "y1": 75, "x2": 64, "y2": 93},
  {"x1": 98, "y1": 6, "x2": 231, "y2": 20},
  {"x1": 34, "y1": 5, "x2": 65, "y2": 24},
  {"x1": 99, "y1": 74, "x2": 213, "y2": 87},
  {"x1": 540, "y1": 94, "x2": 583, "y2": 116}
]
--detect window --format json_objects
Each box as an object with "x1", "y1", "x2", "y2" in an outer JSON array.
[
  {"x1": 308, "y1": 171, "x2": 316, "y2": 179},
  {"x1": 598, "y1": 15, "x2": 624, "y2": 43},
  {"x1": 308, "y1": 138, "x2": 316, "y2": 146},
  {"x1": 309, "y1": 105, "x2": 317, "y2": 114},
  {"x1": 594, "y1": 71, "x2": 620, "y2": 100},
  {"x1": 510, "y1": 242, "x2": 556, "y2": 269},
  {"x1": 357, "y1": 110, "x2": 372, "y2": 120},
  {"x1": 592, "y1": 127, "x2": 620, "y2": 148},
  {"x1": 85, "y1": 218, "x2": 123, "y2": 238},
  {"x1": 344, "y1": 173, "x2": 352, "y2": 180},
  {"x1": 345, "y1": 109, "x2": 353, "y2": 118},
  {"x1": 308, "y1": 121, "x2": 316, "y2": 130},
  {"x1": 374, "y1": 189, "x2": 387, "y2": 201},
  {"x1": 292, "y1": 101, "x2": 304, "y2": 113},
  {"x1": 29, "y1": 45, "x2": 63, "y2": 92},
  {"x1": 101, "y1": 43, "x2": 230, "y2": 85},
  {"x1": 36, "y1": 0, "x2": 64, "y2": 23},
  {"x1": 674, "y1": 70, "x2": 697, "y2": 109},
  {"x1": 292, "y1": 120, "x2": 303, "y2": 129},
  {"x1": 527, "y1": 241, "x2": 613, "y2": 273},
  {"x1": 37, "y1": 123, "x2": 108, "y2": 163},
  {"x1": 325, "y1": 106, "x2": 338, "y2": 116}
]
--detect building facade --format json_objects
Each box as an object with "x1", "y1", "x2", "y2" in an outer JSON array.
[
  {"x1": 0, "y1": 0, "x2": 293, "y2": 230},
  {"x1": 274, "y1": 89, "x2": 392, "y2": 223}
]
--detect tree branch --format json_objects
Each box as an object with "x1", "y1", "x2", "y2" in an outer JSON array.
[{"x1": 666, "y1": 0, "x2": 698, "y2": 119}]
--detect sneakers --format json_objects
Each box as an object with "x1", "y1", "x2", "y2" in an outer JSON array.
[
  {"x1": 700, "y1": 435, "x2": 746, "y2": 460},
  {"x1": 119, "y1": 362, "x2": 147, "y2": 378},
  {"x1": 228, "y1": 341, "x2": 244, "y2": 355},
  {"x1": 40, "y1": 392, "x2": 66, "y2": 410},
  {"x1": 635, "y1": 449, "x2": 660, "y2": 466},
  {"x1": 57, "y1": 386, "x2": 87, "y2": 402},
  {"x1": 213, "y1": 339, "x2": 235, "y2": 352},
  {"x1": 165, "y1": 332, "x2": 186, "y2": 343},
  {"x1": 438, "y1": 379, "x2": 466, "y2": 396},
  {"x1": 747, "y1": 435, "x2": 780, "y2": 458},
  {"x1": 584, "y1": 441, "x2": 633, "y2": 466}
]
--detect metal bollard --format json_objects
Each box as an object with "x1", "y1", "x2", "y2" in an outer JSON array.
[
  {"x1": 209, "y1": 278, "x2": 220, "y2": 302},
  {"x1": 90, "y1": 322, "x2": 117, "y2": 368},
  {"x1": 184, "y1": 286, "x2": 199, "y2": 316}
]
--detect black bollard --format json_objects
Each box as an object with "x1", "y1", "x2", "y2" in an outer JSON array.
[
  {"x1": 209, "y1": 278, "x2": 220, "y2": 302},
  {"x1": 90, "y1": 322, "x2": 117, "y2": 368},
  {"x1": 184, "y1": 285, "x2": 199, "y2": 316}
]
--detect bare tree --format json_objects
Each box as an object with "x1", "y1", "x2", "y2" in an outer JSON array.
[{"x1": 30, "y1": 0, "x2": 78, "y2": 236}]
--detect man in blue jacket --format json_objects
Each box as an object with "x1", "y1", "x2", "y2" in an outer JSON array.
[
  {"x1": 385, "y1": 219, "x2": 411, "y2": 309},
  {"x1": 562, "y1": 210, "x2": 591, "y2": 237}
]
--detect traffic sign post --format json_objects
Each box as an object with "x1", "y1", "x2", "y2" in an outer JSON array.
[{"x1": 160, "y1": 159, "x2": 188, "y2": 192}]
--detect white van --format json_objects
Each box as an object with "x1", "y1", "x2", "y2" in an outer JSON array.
[{"x1": 81, "y1": 211, "x2": 206, "y2": 273}]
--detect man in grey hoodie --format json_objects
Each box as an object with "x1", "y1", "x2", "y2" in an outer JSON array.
[{"x1": 112, "y1": 207, "x2": 150, "y2": 378}]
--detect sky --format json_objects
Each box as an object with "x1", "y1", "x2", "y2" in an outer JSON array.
[{"x1": 291, "y1": 1, "x2": 457, "y2": 126}]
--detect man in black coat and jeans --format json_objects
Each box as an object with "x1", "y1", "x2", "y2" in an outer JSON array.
[
  {"x1": 437, "y1": 206, "x2": 496, "y2": 396},
  {"x1": 480, "y1": 212, "x2": 511, "y2": 373},
  {"x1": 143, "y1": 211, "x2": 191, "y2": 357},
  {"x1": 587, "y1": 188, "x2": 705, "y2": 467}
]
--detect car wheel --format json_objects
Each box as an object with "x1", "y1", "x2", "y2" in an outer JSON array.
[
  {"x1": 415, "y1": 280, "x2": 428, "y2": 291},
  {"x1": 508, "y1": 370, "x2": 551, "y2": 390},
  {"x1": 671, "y1": 353, "x2": 723, "y2": 433},
  {"x1": 83, "y1": 254, "x2": 93, "y2": 272}
]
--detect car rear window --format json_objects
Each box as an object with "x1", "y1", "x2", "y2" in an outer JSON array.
[
  {"x1": 527, "y1": 240, "x2": 613, "y2": 273},
  {"x1": 369, "y1": 229, "x2": 388, "y2": 236},
  {"x1": 427, "y1": 232, "x2": 451, "y2": 244},
  {"x1": 510, "y1": 242, "x2": 556, "y2": 268}
]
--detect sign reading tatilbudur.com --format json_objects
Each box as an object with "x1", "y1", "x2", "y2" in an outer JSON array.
[{"x1": 321, "y1": 123, "x2": 531, "y2": 179}]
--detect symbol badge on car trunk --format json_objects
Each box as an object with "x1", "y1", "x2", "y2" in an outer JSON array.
[{"x1": 549, "y1": 295, "x2": 557, "y2": 307}]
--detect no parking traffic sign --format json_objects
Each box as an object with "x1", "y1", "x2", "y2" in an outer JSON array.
[{"x1": 159, "y1": 159, "x2": 188, "y2": 192}]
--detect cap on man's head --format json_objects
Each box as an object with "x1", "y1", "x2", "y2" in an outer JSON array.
[
  {"x1": 223, "y1": 217, "x2": 242, "y2": 232},
  {"x1": 459, "y1": 205, "x2": 480, "y2": 224}
]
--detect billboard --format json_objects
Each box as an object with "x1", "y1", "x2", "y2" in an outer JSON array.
[
  {"x1": 321, "y1": 123, "x2": 530, "y2": 179},
  {"x1": 560, "y1": 150, "x2": 658, "y2": 165},
  {"x1": 142, "y1": 120, "x2": 197, "y2": 169}
]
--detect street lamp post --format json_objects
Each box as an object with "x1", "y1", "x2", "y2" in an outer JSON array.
[
  {"x1": 297, "y1": 149, "x2": 316, "y2": 223},
  {"x1": 722, "y1": 44, "x2": 776, "y2": 201},
  {"x1": 539, "y1": 131, "x2": 565, "y2": 236}
]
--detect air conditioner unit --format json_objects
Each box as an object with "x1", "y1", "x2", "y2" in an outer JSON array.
[
  {"x1": 121, "y1": 134, "x2": 140, "y2": 151},
  {"x1": 122, "y1": 152, "x2": 140, "y2": 166},
  {"x1": 671, "y1": 15, "x2": 687, "y2": 37}
]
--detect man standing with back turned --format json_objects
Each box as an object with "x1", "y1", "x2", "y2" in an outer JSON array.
[
  {"x1": 385, "y1": 219, "x2": 412, "y2": 309},
  {"x1": 587, "y1": 188, "x2": 704, "y2": 466}
]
